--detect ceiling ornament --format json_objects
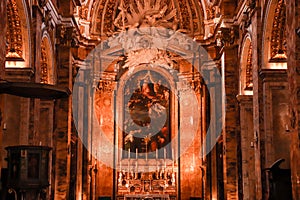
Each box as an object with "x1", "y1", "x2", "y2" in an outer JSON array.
[
  {"x1": 88, "y1": 0, "x2": 205, "y2": 39},
  {"x1": 113, "y1": 0, "x2": 178, "y2": 33}
]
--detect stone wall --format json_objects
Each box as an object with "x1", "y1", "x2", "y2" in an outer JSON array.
[{"x1": 286, "y1": 0, "x2": 300, "y2": 198}]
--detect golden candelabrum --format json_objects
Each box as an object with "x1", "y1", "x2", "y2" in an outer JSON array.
[
  {"x1": 118, "y1": 166, "x2": 176, "y2": 193},
  {"x1": 118, "y1": 148, "x2": 176, "y2": 193}
]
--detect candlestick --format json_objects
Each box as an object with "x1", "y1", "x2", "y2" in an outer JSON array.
[
  {"x1": 136, "y1": 148, "x2": 138, "y2": 159},
  {"x1": 128, "y1": 148, "x2": 130, "y2": 173},
  {"x1": 127, "y1": 161, "x2": 130, "y2": 174},
  {"x1": 135, "y1": 160, "x2": 138, "y2": 171},
  {"x1": 172, "y1": 148, "x2": 174, "y2": 160}
]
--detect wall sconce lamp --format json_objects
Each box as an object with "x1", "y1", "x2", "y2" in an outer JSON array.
[
  {"x1": 296, "y1": 27, "x2": 300, "y2": 37},
  {"x1": 285, "y1": 124, "x2": 290, "y2": 133}
]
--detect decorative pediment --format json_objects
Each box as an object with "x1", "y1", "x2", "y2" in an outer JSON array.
[
  {"x1": 106, "y1": 28, "x2": 196, "y2": 55},
  {"x1": 102, "y1": 27, "x2": 198, "y2": 74}
]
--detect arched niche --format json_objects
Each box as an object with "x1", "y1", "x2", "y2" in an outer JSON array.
[
  {"x1": 5, "y1": 0, "x2": 30, "y2": 68},
  {"x1": 262, "y1": 0, "x2": 287, "y2": 69},
  {"x1": 40, "y1": 35, "x2": 55, "y2": 84},
  {"x1": 239, "y1": 36, "x2": 253, "y2": 95}
]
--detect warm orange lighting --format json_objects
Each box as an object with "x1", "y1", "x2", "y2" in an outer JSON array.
[
  {"x1": 5, "y1": 60, "x2": 26, "y2": 68},
  {"x1": 266, "y1": 62, "x2": 287, "y2": 69}
]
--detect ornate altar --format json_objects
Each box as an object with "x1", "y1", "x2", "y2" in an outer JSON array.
[{"x1": 117, "y1": 158, "x2": 177, "y2": 200}]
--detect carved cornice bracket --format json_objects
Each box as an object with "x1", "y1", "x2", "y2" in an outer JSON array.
[
  {"x1": 56, "y1": 25, "x2": 77, "y2": 47},
  {"x1": 216, "y1": 26, "x2": 239, "y2": 48}
]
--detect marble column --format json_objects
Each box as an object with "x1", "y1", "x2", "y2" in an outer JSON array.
[
  {"x1": 53, "y1": 44, "x2": 72, "y2": 199},
  {"x1": 221, "y1": 45, "x2": 240, "y2": 200}
]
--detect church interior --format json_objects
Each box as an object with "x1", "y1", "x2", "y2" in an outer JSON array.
[{"x1": 0, "y1": 0, "x2": 300, "y2": 199}]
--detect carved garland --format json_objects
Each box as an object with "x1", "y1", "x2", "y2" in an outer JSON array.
[
  {"x1": 245, "y1": 44, "x2": 253, "y2": 90},
  {"x1": 6, "y1": 0, "x2": 23, "y2": 59},
  {"x1": 270, "y1": 0, "x2": 286, "y2": 60},
  {"x1": 40, "y1": 39, "x2": 49, "y2": 84}
]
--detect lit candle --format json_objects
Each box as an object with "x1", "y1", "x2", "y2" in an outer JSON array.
[
  {"x1": 146, "y1": 151, "x2": 148, "y2": 161},
  {"x1": 128, "y1": 148, "x2": 130, "y2": 159},
  {"x1": 156, "y1": 148, "x2": 158, "y2": 159},
  {"x1": 136, "y1": 148, "x2": 138, "y2": 159}
]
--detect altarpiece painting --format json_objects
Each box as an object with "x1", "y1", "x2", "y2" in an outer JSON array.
[{"x1": 122, "y1": 70, "x2": 171, "y2": 159}]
